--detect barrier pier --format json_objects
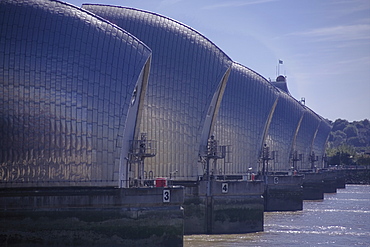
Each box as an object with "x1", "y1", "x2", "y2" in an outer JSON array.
[
  {"x1": 264, "y1": 174, "x2": 304, "y2": 211},
  {"x1": 302, "y1": 172, "x2": 325, "y2": 200},
  {"x1": 174, "y1": 180, "x2": 265, "y2": 234},
  {"x1": 0, "y1": 187, "x2": 184, "y2": 247}
]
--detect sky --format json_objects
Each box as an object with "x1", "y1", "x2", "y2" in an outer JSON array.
[{"x1": 67, "y1": 0, "x2": 370, "y2": 122}]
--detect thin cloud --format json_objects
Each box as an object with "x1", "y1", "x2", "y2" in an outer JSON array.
[
  {"x1": 202, "y1": 0, "x2": 277, "y2": 10},
  {"x1": 157, "y1": 0, "x2": 184, "y2": 10},
  {"x1": 159, "y1": 0, "x2": 183, "y2": 6},
  {"x1": 335, "y1": 56, "x2": 370, "y2": 67},
  {"x1": 325, "y1": 0, "x2": 370, "y2": 16},
  {"x1": 289, "y1": 24, "x2": 370, "y2": 42}
]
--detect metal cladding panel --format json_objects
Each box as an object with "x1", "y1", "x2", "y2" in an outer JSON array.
[
  {"x1": 0, "y1": 0, "x2": 151, "y2": 187},
  {"x1": 264, "y1": 92, "x2": 304, "y2": 171},
  {"x1": 212, "y1": 63, "x2": 278, "y2": 175},
  {"x1": 83, "y1": 5, "x2": 233, "y2": 180},
  {"x1": 293, "y1": 110, "x2": 321, "y2": 170},
  {"x1": 312, "y1": 119, "x2": 332, "y2": 168}
]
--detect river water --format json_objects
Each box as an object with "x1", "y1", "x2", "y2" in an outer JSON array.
[{"x1": 184, "y1": 185, "x2": 370, "y2": 246}]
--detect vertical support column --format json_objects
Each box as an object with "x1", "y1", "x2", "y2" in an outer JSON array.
[
  {"x1": 201, "y1": 135, "x2": 226, "y2": 234},
  {"x1": 205, "y1": 178, "x2": 213, "y2": 234}
]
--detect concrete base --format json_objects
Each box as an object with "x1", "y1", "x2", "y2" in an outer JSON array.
[
  {"x1": 322, "y1": 171, "x2": 337, "y2": 193},
  {"x1": 302, "y1": 172, "x2": 324, "y2": 200},
  {"x1": 336, "y1": 170, "x2": 346, "y2": 189},
  {"x1": 178, "y1": 180, "x2": 264, "y2": 234},
  {"x1": 264, "y1": 175, "x2": 303, "y2": 211},
  {"x1": 0, "y1": 187, "x2": 184, "y2": 247},
  {"x1": 344, "y1": 168, "x2": 370, "y2": 185}
]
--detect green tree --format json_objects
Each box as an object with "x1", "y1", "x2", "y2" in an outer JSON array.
[
  {"x1": 327, "y1": 144, "x2": 356, "y2": 166},
  {"x1": 332, "y1": 119, "x2": 349, "y2": 132},
  {"x1": 363, "y1": 119, "x2": 370, "y2": 128},
  {"x1": 347, "y1": 136, "x2": 366, "y2": 147},
  {"x1": 332, "y1": 130, "x2": 346, "y2": 147},
  {"x1": 326, "y1": 118, "x2": 370, "y2": 163},
  {"x1": 354, "y1": 121, "x2": 364, "y2": 129},
  {"x1": 343, "y1": 124, "x2": 358, "y2": 138}
]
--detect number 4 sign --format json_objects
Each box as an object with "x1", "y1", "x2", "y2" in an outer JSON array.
[
  {"x1": 163, "y1": 189, "x2": 170, "y2": 203},
  {"x1": 222, "y1": 183, "x2": 228, "y2": 193}
]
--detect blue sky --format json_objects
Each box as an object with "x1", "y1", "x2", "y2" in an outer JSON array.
[{"x1": 68, "y1": 0, "x2": 370, "y2": 122}]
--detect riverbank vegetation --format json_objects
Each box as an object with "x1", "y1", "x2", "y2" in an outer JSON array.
[{"x1": 326, "y1": 119, "x2": 370, "y2": 166}]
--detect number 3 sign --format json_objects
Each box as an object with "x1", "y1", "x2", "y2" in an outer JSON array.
[{"x1": 163, "y1": 189, "x2": 170, "y2": 203}]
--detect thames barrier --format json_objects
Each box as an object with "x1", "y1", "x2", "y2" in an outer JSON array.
[{"x1": 0, "y1": 0, "x2": 350, "y2": 246}]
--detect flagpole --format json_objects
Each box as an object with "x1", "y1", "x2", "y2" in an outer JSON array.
[{"x1": 276, "y1": 65, "x2": 278, "y2": 77}]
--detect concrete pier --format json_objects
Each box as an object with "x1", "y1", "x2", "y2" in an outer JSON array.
[
  {"x1": 344, "y1": 167, "x2": 370, "y2": 184},
  {"x1": 0, "y1": 187, "x2": 184, "y2": 247},
  {"x1": 321, "y1": 170, "x2": 338, "y2": 193},
  {"x1": 177, "y1": 180, "x2": 264, "y2": 234},
  {"x1": 264, "y1": 175, "x2": 304, "y2": 211},
  {"x1": 302, "y1": 170, "x2": 348, "y2": 200},
  {"x1": 336, "y1": 170, "x2": 346, "y2": 189},
  {"x1": 302, "y1": 172, "x2": 325, "y2": 200},
  {"x1": 301, "y1": 170, "x2": 338, "y2": 200}
]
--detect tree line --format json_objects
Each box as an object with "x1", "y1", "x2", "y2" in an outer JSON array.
[{"x1": 326, "y1": 118, "x2": 370, "y2": 166}]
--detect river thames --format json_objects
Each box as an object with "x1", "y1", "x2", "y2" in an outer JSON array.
[{"x1": 185, "y1": 184, "x2": 370, "y2": 246}]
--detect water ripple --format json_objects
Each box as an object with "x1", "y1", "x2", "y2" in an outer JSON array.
[
  {"x1": 185, "y1": 185, "x2": 370, "y2": 247},
  {"x1": 305, "y1": 208, "x2": 370, "y2": 213}
]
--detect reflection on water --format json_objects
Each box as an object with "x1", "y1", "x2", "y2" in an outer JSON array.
[{"x1": 185, "y1": 185, "x2": 370, "y2": 246}]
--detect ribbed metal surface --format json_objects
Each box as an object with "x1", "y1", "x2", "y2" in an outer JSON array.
[
  {"x1": 0, "y1": 1, "x2": 332, "y2": 187},
  {"x1": 0, "y1": 0, "x2": 151, "y2": 187},
  {"x1": 293, "y1": 110, "x2": 321, "y2": 170},
  {"x1": 212, "y1": 63, "x2": 279, "y2": 175},
  {"x1": 82, "y1": 4, "x2": 233, "y2": 180},
  {"x1": 312, "y1": 119, "x2": 332, "y2": 169},
  {"x1": 263, "y1": 91, "x2": 305, "y2": 171}
]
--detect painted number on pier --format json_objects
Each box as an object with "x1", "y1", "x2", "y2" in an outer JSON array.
[
  {"x1": 163, "y1": 189, "x2": 170, "y2": 203},
  {"x1": 222, "y1": 183, "x2": 228, "y2": 193}
]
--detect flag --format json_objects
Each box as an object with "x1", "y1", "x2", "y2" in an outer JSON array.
[{"x1": 279, "y1": 60, "x2": 283, "y2": 64}]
